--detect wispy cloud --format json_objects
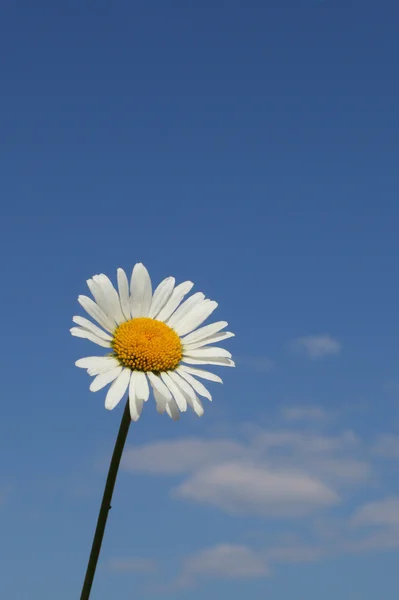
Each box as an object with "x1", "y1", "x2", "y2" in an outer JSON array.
[
  {"x1": 253, "y1": 429, "x2": 358, "y2": 454},
  {"x1": 174, "y1": 462, "x2": 339, "y2": 517},
  {"x1": 289, "y1": 334, "x2": 342, "y2": 359},
  {"x1": 169, "y1": 519, "x2": 399, "y2": 589},
  {"x1": 123, "y1": 427, "x2": 369, "y2": 518},
  {"x1": 351, "y1": 497, "x2": 399, "y2": 528},
  {"x1": 168, "y1": 539, "x2": 326, "y2": 589},
  {"x1": 108, "y1": 557, "x2": 157, "y2": 573},
  {"x1": 372, "y1": 434, "x2": 399, "y2": 459},
  {"x1": 344, "y1": 497, "x2": 399, "y2": 553},
  {"x1": 282, "y1": 406, "x2": 331, "y2": 422},
  {"x1": 174, "y1": 544, "x2": 269, "y2": 588},
  {"x1": 123, "y1": 438, "x2": 247, "y2": 475},
  {"x1": 343, "y1": 529, "x2": 399, "y2": 553},
  {"x1": 168, "y1": 499, "x2": 399, "y2": 588},
  {"x1": 118, "y1": 426, "x2": 399, "y2": 588}
]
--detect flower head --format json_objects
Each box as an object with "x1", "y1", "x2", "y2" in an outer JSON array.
[{"x1": 71, "y1": 263, "x2": 234, "y2": 421}]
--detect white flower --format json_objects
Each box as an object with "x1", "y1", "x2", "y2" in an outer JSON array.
[{"x1": 71, "y1": 263, "x2": 235, "y2": 421}]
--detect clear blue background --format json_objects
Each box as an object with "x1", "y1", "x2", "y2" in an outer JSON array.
[{"x1": 1, "y1": 1, "x2": 399, "y2": 599}]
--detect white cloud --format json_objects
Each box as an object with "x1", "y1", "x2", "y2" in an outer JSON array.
[
  {"x1": 174, "y1": 462, "x2": 339, "y2": 517},
  {"x1": 352, "y1": 497, "x2": 399, "y2": 528},
  {"x1": 312, "y1": 458, "x2": 371, "y2": 483},
  {"x1": 123, "y1": 428, "x2": 371, "y2": 519},
  {"x1": 344, "y1": 529, "x2": 399, "y2": 553},
  {"x1": 170, "y1": 539, "x2": 326, "y2": 589},
  {"x1": 312, "y1": 499, "x2": 399, "y2": 556},
  {"x1": 253, "y1": 429, "x2": 358, "y2": 454},
  {"x1": 372, "y1": 434, "x2": 399, "y2": 459},
  {"x1": 148, "y1": 488, "x2": 399, "y2": 589},
  {"x1": 176, "y1": 544, "x2": 269, "y2": 587},
  {"x1": 123, "y1": 438, "x2": 247, "y2": 475},
  {"x1": 251, "y1": 435, "x2": 368, "y2": 487},
  {"x1": 108, "y1": 557, "x2": 157, "y2": 573},
  {"x1": 282, "y1": 406, "x2": 330, "y2": 422},
  {"x1": 289, "y1": 334, "x2": 341, "y2": 359},
  {"x1": 172, "y1": 514, "x2": 399, "y2": 589},
  {"x1": 340, "y1": 497, "x2": 399, "y2": 554}
]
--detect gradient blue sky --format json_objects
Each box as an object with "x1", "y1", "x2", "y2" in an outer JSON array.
[{"x1": 1, "y1": 1, "x2": 399, "y2": 598}]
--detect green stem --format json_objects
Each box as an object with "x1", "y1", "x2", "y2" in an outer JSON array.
[{"x1": 80, "y1": 399, "x2": 131, "y2": 600}]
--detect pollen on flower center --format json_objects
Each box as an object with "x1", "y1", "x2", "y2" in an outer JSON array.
[{"x1": 111, "y1": 317, "x2": 183, "y2": 372}]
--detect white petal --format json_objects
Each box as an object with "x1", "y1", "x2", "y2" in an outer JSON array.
[
  {"x1": 156, "y1": 281, "x2": 194, "y2": 322},
  {"x1": 165, "y1": 398, "x2": 180, "y2": 421},
  {"x1": 75, "y1": 356, "x2": 117, "y2": 370},
  {"x1": 166, "y1": 292, "x2": 205, "y2": 328},
  {"x1": 183, "y1": 332, "x2": 235, "y2": 350},
  {"x1": 178, "y1": 364, "x2": 223, "y2": 383},
  {"x1": 182, "y1": 357, "x2": 235, "y2": 367},
  {"x1": 78, "y1": 295, "x2": 115, "y2": 333},
  {"x1": 70, "y1": 327, "x2": 112, "y2": 348},
  {"x1": 168, "y1": 371, "x2": 197, "y2": 405},
  {"x1": 135, "y1": 371, "x2": 150, "y2": 402},
  {"x1": 129, "y1": 372, "x2": 144, "y2": 421},
  {"x1": 72, "y1": 316, "x2": 113, "y2": 341},
  {"x1": 129, "y1": 370, "x2": 138, "y2": 402},
  {"x1": 86, "y1": 278, "x2": 110, "y2": 318},
  {"x1": 184, "y1": 347, "x2": 232, "y2": 359},
  {"x1": 88, "y1": 275, "x2": 121, "y2": 325},
  {"x1": 130, "y1": 395, "x2": 144, "y2": 421},
  {"x1": 160, "y1": 372, "x2": 187, "y2": 412},
  {"x1": 174, "y1": 301, "x2": 218, "y2": 337},
  {"x1": 87, "y1": 359, "x2": 120, "y2": 376},
  {"x1": 130, "y1": 263, "x2": 153, "y2": 318},
  {"x1": 148, "y1": 277, "x2": 175, "y2": 319},
  {"x1": 167, "y1": 372, "x2": 204, "y2": 416},
  {"x1": 105, "y1": 368, "x2": 131, "y2": 410},
  {"x1": 93, "y1": 274, "x2": 125, "y2": 325},
  {"x1": 186, "y1": 392, "x2": 204, "y2": 417},
  {"x1": 181, "y1": 321, "x2": 228, "y2": 344},
  {"x1": 117, "y1": 268, "x2": 131, "y2": 320},
  {"x1": 147, "y1": 372, "x2": 172, "y2": 401},
  {"x1": 176, "y1": 368, "x2": 212, "y2": 401},
  {"x1": 152, "y1": 387, "x2": 167, "y2": 414},
  {"x1": 90, "y1": 367, "x2": 123, "y2": 391}
]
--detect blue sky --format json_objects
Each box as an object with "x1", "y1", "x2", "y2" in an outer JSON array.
[{"x1": 1, "y1": 0, "x2": 399, "y2": 598}]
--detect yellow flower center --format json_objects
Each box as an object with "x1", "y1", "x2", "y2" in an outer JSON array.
[{"x1": 111, "y1": 317, "x2": 183, "y2": 372}]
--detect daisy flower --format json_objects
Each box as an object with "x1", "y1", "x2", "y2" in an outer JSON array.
[{"x1": 71, "y1": 263, "x2": 234, "y2": 421}]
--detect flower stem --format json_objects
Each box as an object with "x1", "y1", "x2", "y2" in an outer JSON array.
[{"x1": 80, "y1": 399, "x2": 131, "y2": 600}]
